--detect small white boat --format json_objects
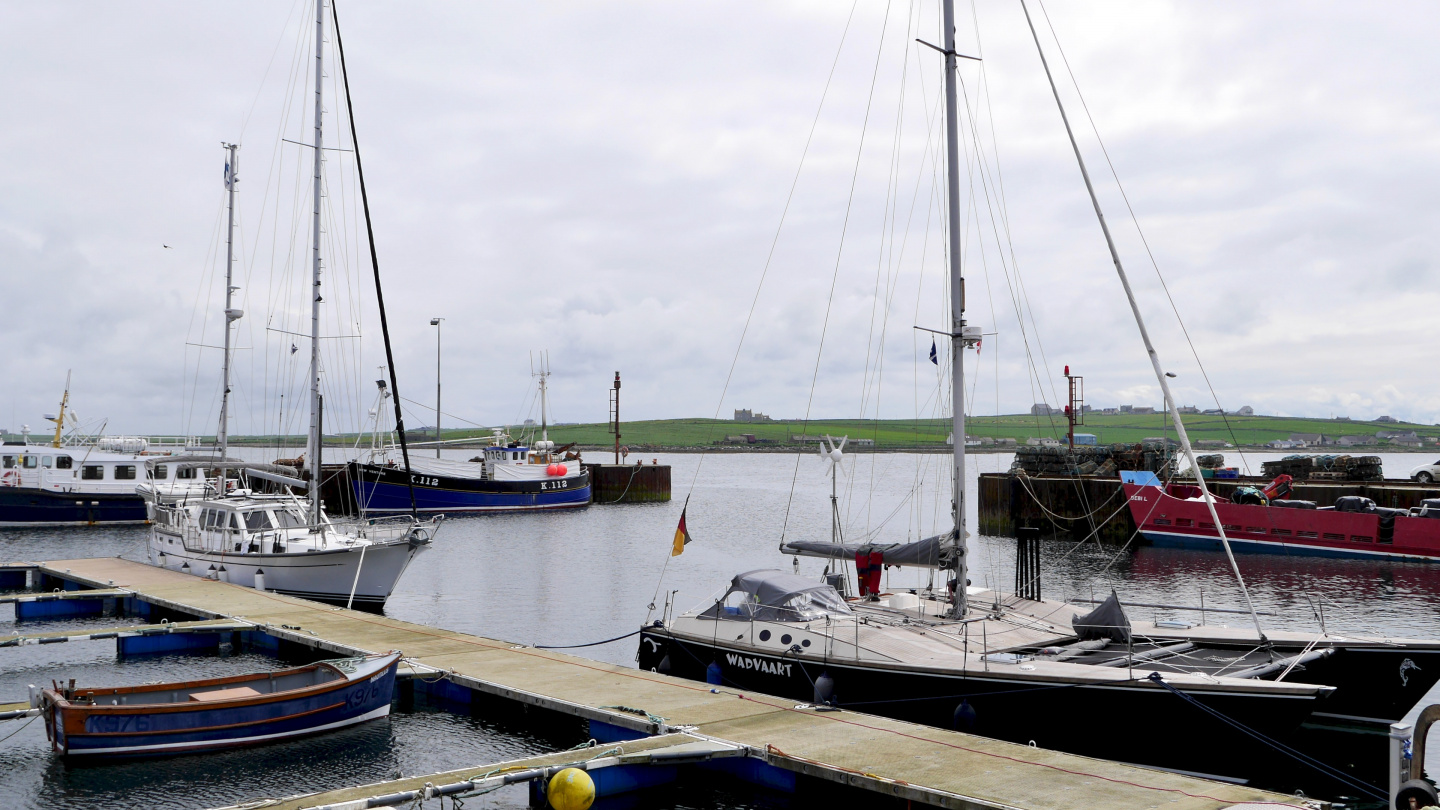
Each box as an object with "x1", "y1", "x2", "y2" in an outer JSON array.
[{"x1": 146, "y1": 468, "x2": 435, "y2": 608}]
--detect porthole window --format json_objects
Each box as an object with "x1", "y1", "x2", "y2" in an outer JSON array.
[
  {"x1": 758, "y1": 629, "x2": 771, "y2": 642},
  {"x1": 780, "y1": 634, "x2": 792, "y2": 645},
  {"x1": 801, "y1": 639, "x2": 811, "y2": 648}
]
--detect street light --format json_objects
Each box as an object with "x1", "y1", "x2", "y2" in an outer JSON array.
[{"x1": 431, "y1": 318, "x2": 443, "y2": 458}]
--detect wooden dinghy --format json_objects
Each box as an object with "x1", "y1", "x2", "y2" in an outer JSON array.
[{"x1": 40, "y1": 651, "x2": 400, "y2": 756}]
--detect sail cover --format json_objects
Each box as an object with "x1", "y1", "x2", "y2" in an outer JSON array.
[
  {"x1": 1073, "y1": 589, "x2": 1131, "y2": 643},
  {"x1": 780, "y1": 532, "x2": 948, "y2": 569},
  {"x1": 699, "y1": 569, "x2": 853, "y2": 622}
]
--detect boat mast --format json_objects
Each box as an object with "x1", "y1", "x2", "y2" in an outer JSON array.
[
  {"x1": 1018, "y1": 0, "x2": 1266, "y2": 640},
  {"x1": 330, "y1": 0, "x2": 419, "y2": 518},
  {"x1": 50, "y1": 370, "x2": 71, "y2": 448},
  {"x1": 538, "y1": 351, "x2": 549, "y2": 446},
  {"x1": 941, "y1": 0, "x2": 972, "y2": 618},
  {"x1": 219, "y1": 142, "x2": 241, "y2": 465},
  {"x1": 306, "y1": 0, "x2": 325, "y2": 528}
]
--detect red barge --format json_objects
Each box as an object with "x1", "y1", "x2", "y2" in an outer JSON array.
[{"x1": 1123, "y1": 471, "x2": 1440, "y2": 562}]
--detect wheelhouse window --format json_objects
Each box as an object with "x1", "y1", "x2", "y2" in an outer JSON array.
[
  {"x1": 114, "y1": 465, "x2": 136, "y2": 480},
  {"x1": 245, "y1": 510, "x2": 273, "y2": 531},
  {"x1": 55, "y1": 456, "x2": 72, "y2": 470},
  {"x1": 81, "y1": 465, "x2": 104, "y2": 480},
  {"x1": 40, "y1": 456, "x2": 52, "y2": 468},
  {"x1": 148, "y1": 465, "x2": 168, "y2": 480},
  {"x1": 1, "y1": 456, "x2": 13, "y2": 469},
  {"x1": 177, "y1": 467, "x2": 197, "y2": 480},
  {"x1": 272, "y1": 509, "x2": 306, "y2": 528},
  {"x1": 22, "y1": 456, "x2": 37, "y2": 469}
]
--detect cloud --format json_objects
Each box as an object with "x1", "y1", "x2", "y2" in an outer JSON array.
[{"x1": 1, "y1": 0, "x2": 1437, "y2": 434}]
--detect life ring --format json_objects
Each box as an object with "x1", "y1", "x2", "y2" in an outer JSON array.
[{"x1": 0, "y1": 470, "x2": 19, "y2": 487}]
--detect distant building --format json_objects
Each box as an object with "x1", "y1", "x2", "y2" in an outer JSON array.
[
  {"x1": 1177, "y1": 406, "x2": 1200, "y2": 414},
  {"x1": 1334, "y1": 416, "x2": 1352, "y2": 422},
  {"x1": 1233, "y1": 406, "x2": 1255, "y2": 416},
  {"x1": 523, "y1": 418, "x2": 536, "y2": 426},
  {"x1": 1268, "y1": 439, "x2": 1302, "y2": 449},
  {"x1": 1072, "y1": 433, "x2": 1098, "y2": 446},
  {"x1": 993, "y1": 438, "x2": 1018, "y2": 447},
  {"x1": 1195, "y1": 439, "x2": 1228, "y2": 449},
  {"x1": 1030, "y1": 403, "x2": 1058, "y2": 416},
  {"x1": 1119, "y1": 405, "x2": 1133, "y2": 414},
  {"x1": 1392, "y1": 437, "x2": 1424, "y2": 448},
  {"x1": 1336, "y1": 435, "x2": 1376, "y2": 447},
  {"x1": 1201, "y1": 408, "x2": 1224, "y2": 415},
  {"x1": 734, "y1": 409, "x2": 772, "y2": 423},
  {"x1": 1377, "y1": 415, "x2": 1399, "y2": 423},
  {"x1": 1025, "y1": 437, "x2": 1061, "y2": 447},
  {"x1": 1289, "y1": 433, "x2": 1330, "y2": 446},
  {"x1": 854, "y1": 438, "x2": 875, "y2": 447},
  {"x1": 1098, "y1": 407, "x2": 1119, "y2": 415},
  {"x1": 1378, "y1": 430, "x2": 1420, "y2": 440},
  {"x1": 1130, "y1": 406, "x2": 1156, "y2": 415}
]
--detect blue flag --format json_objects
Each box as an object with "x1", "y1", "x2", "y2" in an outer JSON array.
[{"x1": 929, "y1": 338, "x2": 938, "y2": 365}]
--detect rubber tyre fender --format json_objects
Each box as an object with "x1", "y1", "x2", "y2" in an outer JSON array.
[{"x1": 1395, "y1": 777, "x2": 1439, "y2": 810}]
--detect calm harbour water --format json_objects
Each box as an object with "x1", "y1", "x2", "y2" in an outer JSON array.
[{"x1": 2, "y1": 449, "x2": 1439, "y2": 808}]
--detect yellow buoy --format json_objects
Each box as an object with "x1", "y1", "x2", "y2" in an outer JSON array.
[{"x1": 547, "y1": 767, "x2": 595, "y2": 810}]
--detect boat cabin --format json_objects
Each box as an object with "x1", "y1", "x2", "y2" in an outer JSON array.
[{"x1": 483, "y1": 445, "x2": 531, "y2": 466}]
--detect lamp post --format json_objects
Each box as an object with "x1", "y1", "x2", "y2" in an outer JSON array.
[{"x1": 430, "y1": 318, "x2": 443, "y2": 458}]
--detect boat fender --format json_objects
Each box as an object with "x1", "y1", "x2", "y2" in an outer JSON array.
[
  {"x1": 706, "y1": 659, "x2": 723, "y2": 685},
  {"x1": 1395, "y1": 779, "x2": 1438, "y2": 810},
  {"x1": 547, "y1": 767, "x2": 595, "y2": 810},
  {"x1": 814, "y1": 671, "x2": 836, "y2": 706},
  {"x1": 953, "y1": 699, "x2": 977, "y2": 731},
  {"x1": 254, "y1": 569, "x2": 266, "y2": 592},
  {"x1": 657, "y1": 654, "x2": 671, "y2": 674}
]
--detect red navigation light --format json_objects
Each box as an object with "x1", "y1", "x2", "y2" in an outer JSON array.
[{"x1": 1064, "y1": 365, "x2": 1070, "y2": 376}]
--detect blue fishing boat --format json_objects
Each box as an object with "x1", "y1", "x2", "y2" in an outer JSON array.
[
  {"x1": 40, "y1": 651, "x2": 399, "y2": 756},
  {"x1": 348, "y1": 444, "x2": 591, "y2": 514},
  {"x1": 349, "y1": 357, "x2": 590, "y2": 514}
]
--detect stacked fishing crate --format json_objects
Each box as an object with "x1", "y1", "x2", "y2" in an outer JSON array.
[
  {"x1": 1013, "y1": 440, "x2": 1176, "y2": 476},
  {"x1": 1260, "y1": 454, "x2": 1384, "y2": 482}
]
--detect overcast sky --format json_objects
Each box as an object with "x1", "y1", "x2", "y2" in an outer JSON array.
[{"x1": 1, "y1": 1, "x2": 1436, "y2": 438}]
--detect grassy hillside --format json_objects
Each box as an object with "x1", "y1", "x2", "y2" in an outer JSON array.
[{"x1": 419, "y1": 413, "x2": 1440, "y2": 450}]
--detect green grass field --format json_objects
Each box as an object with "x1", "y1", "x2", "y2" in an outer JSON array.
[{"x1": 398, "y1": 413, "x2": 1440, "y2": 450}]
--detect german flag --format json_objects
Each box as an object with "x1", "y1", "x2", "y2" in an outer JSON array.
[{"x1": 671, "y1": 504, "x2": 693, "y2": 557}]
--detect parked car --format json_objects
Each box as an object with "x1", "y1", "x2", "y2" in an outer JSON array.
[{"x1": 1410, "y1": 460, "x2": 1440, "y2": 483}]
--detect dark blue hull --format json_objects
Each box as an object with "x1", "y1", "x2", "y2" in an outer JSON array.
[
  {"x1": 54, "y1": 659, "x2": 398, "y2": 756},
  {"x1": 0, "y1": 488, "x2": 147, "y2": 526},
  {"x1": 349, "y1": 462, "x2": 590, "y2": 514}
]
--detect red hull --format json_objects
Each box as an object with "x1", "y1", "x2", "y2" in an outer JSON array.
[{"x1": 1123, "y1": 482, "x2": 1440, "y2": 561}]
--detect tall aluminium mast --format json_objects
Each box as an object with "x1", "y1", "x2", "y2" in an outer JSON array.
[
  {"x1": 306, "y1": 0, "x2": 326, "y2": 528},
  {"x1": 219, "y1": 142, "x2": 241, "y2": 464},
  {"x1": 937, "y1": 0, "x2": 981, "y2": 618}
]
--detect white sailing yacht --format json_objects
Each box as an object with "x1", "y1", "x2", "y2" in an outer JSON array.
[
  {"x1": 144, "y1": 0, "x2": 438, "y2": 609},
  {"x1": 639, "y1": 0, "x2": 1440, "y2": 796}
]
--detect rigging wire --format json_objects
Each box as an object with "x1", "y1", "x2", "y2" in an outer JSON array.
[
  {"x1": 1032, "y1": 0, "x2": 1252, "y2": 472},
  {"x1": 781, "y1": 0, "x2": 898, "y2": 544},
  {"x1": 643, "y1": 0, "x2": 865, "y2": 623}
]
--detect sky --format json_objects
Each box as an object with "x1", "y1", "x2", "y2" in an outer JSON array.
[{"x1": 0, "y1": 1, "x2": 1437, "y2": 438}]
